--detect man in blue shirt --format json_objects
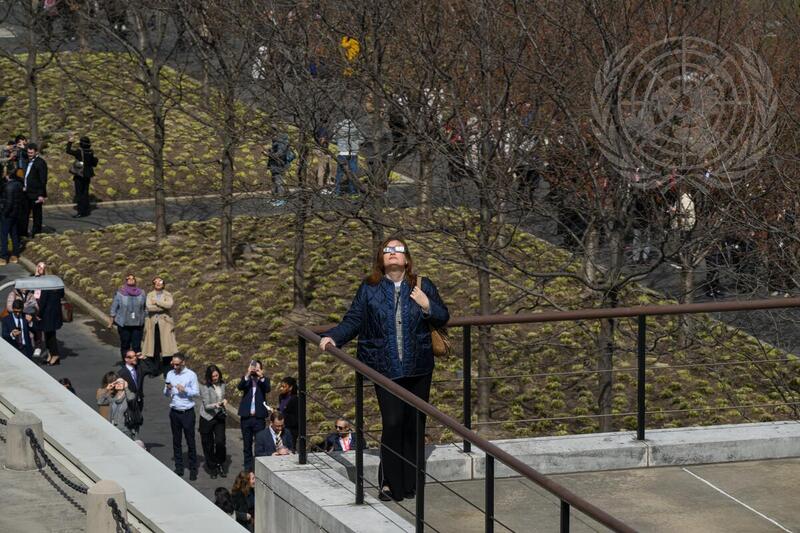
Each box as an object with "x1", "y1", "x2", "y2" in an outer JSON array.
[{"x1": 164, "y1": 354, "x2": 200, "y2": 480}]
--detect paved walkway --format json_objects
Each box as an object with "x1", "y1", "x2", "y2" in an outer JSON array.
[
  {"x1": 0, "y1": 264, "x2": 247, "y2": 503},
  {"x1": 388, "y1": 458, "x2": 800, "y2": 532}
]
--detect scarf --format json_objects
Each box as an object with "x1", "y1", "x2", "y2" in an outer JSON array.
[{"x1": 119, "y1": 285, "x2": 143, "y2": 297}]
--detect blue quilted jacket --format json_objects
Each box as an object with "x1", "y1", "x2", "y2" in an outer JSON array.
[{"x1": 324, "y1": 276, "x2": 449, "y2": 380}]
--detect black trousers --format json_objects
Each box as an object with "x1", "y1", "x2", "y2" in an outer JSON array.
[
  {"x1": 199, "y1": 416, "x2": 227, "y2": 469},
  {"x1": 44, "y1": 330, "x2": 59, "y2": 356},
  {"x1": 23, "y1": 196, "x2": 43, "y2": 237},
  {"x1": 374, "y1": 372, "x2": 432, "y2": 498},
  {"x1": 73, "y1": 176, "x2": 90, "y2": 216},
  {"x1": 240, "y1": 416, "x2": 266, "y2": 471},
  {"x1": 117, "y1": 325, "x2": 143, "y2": 358},
  {"x1": 169, "y1": 408, "x2": 197, "y2": 470}
]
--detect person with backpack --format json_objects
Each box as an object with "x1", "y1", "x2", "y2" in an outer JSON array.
[
  {"x1": 66, "y1": 132, "x2": 98, "y2": 218},
  {"x1": 267, "y1": 133, "x2": 295, "y2": 207}
]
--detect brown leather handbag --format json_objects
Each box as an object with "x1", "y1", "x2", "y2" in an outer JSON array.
[{"x1": 416, "y1": 276, "x2": 451, "y2": 356}]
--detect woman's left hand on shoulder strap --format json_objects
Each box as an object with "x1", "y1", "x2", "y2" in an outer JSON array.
[{"x1": 410, "y1": 285, "x2": 430, "y2": 313}]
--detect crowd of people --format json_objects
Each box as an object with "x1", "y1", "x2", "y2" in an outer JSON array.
[
  {"x1": 1, "y1": 174, "x2": 448, "y2": 527},
  {"x1": 0, "y1": 132, "x2": 99, "y2": 264},
  {"x1": 2, "y1": 261, "x2": 64, "y2": 365}
]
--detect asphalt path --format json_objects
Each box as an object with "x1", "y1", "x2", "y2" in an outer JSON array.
[{"x1": 0, "y1": 264, "x2": 247, "y2": 502}]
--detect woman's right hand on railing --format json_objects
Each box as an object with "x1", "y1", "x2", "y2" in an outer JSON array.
[{"x1": 319, "y1": 337, "x2": 336, "y2": 351}]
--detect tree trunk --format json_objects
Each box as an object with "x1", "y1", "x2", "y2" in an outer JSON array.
[
  {"x1": 581, "y1": 223, "x2": 601, "y2": 286},
  {"x1": 292, "y1": 139, "x2": 309, "y2": 312},
  {"x1": 25, "y1": 47, "x2": 39, "y2": 143},
  {"x1": 476, "y1": 184, "x2": 493, "y2": 427},
  {"x1": 219, "y1": 90, "x2": 236, "y2": 269},
  {"x1": 597, "y1": 312, "x2": 616, "y2": 432},
  {"x1": 150, "y1": 74, "x2": 168, "y2": 240},
  {"x1": 678, "y1": 249, "x2": 695, "y2": 346},
  {"x1": 597, "y1": 226, "x2": 624, "y2": 433},
  {"x1": 418, "y1": 147, "x2": 433, "y2": 217}
]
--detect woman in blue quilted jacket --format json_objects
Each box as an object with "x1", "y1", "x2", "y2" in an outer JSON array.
[{"x1": 319, "y1": 236, "x2": 449, "y2": 502}]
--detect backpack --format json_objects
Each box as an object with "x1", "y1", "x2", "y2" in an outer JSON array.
[{"x1": 124, "y1": 397, "x2": 144, "y2": 429}]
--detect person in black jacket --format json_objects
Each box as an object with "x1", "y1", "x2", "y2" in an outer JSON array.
[
  {"x1": 323, "y1": 417, "x2": 366, "y2": 452},
  {"x1": 1, "y1": 172, "x2": 24, "y2": 263},
  {"x1": 66, "y1": 134, "x2": 98, "y2": 218},
  {"x1": 277, "y1": 376, "x2": 299, "y2": 448},
  {"x1": 237, "y1": 360, "x2": 270, "y2": 471},
  {"x1": 230, "y1": 471, "x2": 255, "y2": 531},
  {"x1": 2, "y1": 299, "x2": 33, "y2": 358},
  {"x1": 21, "y1": 142, "x2": 47, "y2": 238},
  {"x1": 37, "y1": 283, "x2": 64, "y2": 366}
]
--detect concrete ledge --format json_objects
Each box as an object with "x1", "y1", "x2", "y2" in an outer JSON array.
[
  {"x1": 317, "y1": 444, "x2": 472, "y2": 486},
  {"x1": 646, "y1": 421, "x2": 800, "y2": 466},
  {"x1": 256, "y1": 454, "x2": 412, "y2": 533},
  {"x1": 0, "y1": 340, "x2": 240, "y2": 532},
  {"x1": 472, "y1": 431, "x2": 649, "y2": 479},
  {"x1": 255, "y1": 422, "x2": 800, "y2": 532}
]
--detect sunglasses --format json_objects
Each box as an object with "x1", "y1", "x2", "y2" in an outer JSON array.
[
  {"x1": 335, "y1": 425, "x2": 349, "y2": 431},
  {"x1": 383, "y1": 245, "x2": 405, "y2": 254}
]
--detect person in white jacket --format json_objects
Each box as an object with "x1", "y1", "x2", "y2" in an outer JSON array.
[{"x1": 333, "y1": 118, "x2": 364, "y2": 195}]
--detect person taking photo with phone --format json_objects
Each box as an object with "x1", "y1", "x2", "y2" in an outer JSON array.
[{"x1": 237, "y1": 359, "x2": 270, "y2": 471}]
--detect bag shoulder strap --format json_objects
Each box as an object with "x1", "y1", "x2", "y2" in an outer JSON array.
[{"x1": 415, "y1": 275, "x2": 423, "y2": 289}]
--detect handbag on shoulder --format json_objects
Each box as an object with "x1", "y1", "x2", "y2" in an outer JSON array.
[
  {"x1": 61, "y1": 298, "x2": 73, "y2": 323},
  {"x1": 70, "y1": 148, "x2": 85, "y2": 177},
  {"x1": 415, "y1": 276, "x2": 451, "y2": 356}
]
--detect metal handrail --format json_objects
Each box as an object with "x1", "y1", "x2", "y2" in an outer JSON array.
[
  {"x1": 296, "y1": 326, "x2": 636, "y2": 533},
  {"x1": 298, "y1": 296, "x2": 800, "y2": 532},
  {"x1": 308, "y1": 296, "x2": 800, "y2": 333}
]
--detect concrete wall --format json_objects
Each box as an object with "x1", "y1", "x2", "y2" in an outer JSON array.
[
  {"x1": 0, "y1": 341, "x2": 241, "y2": 532},
  {"x1": 256, "y1": 454, "x2": 413, "y2": 533},
  {"x1": 256, "y1": 421, "x2": 800, "y2": 533}
]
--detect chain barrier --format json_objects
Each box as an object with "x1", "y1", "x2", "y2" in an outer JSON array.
[
  {"x1": 25, "y1": 428, "x2": 89, "y2": 494},
  {"x1": 107, "y1": 498, "x2": 132, "y2": 533}
]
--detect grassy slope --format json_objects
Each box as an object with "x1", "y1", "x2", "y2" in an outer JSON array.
[
  {"x1": 26, "y1": 210, "x2": 800, "y2": 445},
  {"x1": 0, "y1": 52, "x2": 405, "y2": 204},
  {"x1": 0, "y1": 53, "x2": 270, "y2": 202}
]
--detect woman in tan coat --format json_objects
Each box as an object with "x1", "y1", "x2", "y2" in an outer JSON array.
[{"x1": 142, "y1": 277, "x2": 178, "y2": 377}]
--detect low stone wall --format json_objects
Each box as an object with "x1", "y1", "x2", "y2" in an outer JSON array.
[
  {"x1": 0, "y1": 340, "x2": 240, "y2": 533},
  {"x1": 256, "y1": 421, "x2": 800, "y2": 533}
]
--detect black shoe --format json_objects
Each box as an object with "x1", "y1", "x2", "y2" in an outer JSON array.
[
  {"x1": 218, "y1": 465, "x2": 227, "y2": 478},
  {"x1": 378, "y1": 487, "x2": 401, "y2": 502},
  {"x1": 174, "y1": 468, "x2": 184, "y2": 477},
  {"x1": 71, "y1": 213, "x2": 87, "y2": 218},
  {"x1": 189, "y1": 470, "x2": 198, "y2": 481},
  {"x1": 209, "y1": 467, "x2": 217, "y2": 479},
  {"x1": 404, "y1": 490, "x2": 416, "y2": 499}
]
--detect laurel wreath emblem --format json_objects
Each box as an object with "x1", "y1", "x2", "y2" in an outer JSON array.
[{"x1": 591, "y1": 37, "x2": 776, "y2": 190}]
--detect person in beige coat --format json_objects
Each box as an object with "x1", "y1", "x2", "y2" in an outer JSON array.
[{"x1": 142, "y1": 277, "x2": 178, "y2": 377}]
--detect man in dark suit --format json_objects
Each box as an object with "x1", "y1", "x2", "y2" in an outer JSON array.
[
  {"x1": 237, "y1": 360, "x2": 270, "y2": 470},
  {"x1": 1, "y1": 171, "x2": 24, "y2": 263},
  {"x1": 118, "y1": 349, "x2": 145, "y2": 411},
  {"x1": 2, "y1": 299, "x2": 33, "y2": 358},
  {"x1": 255, "y1": 411, "x2": 294, "y2": 458},
  {"x1": 324, "y1": 417, "x2": 366, "y2": 452},
  {"x1": 22, "y1": 142, "x2": 47, "y2": 238}
]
